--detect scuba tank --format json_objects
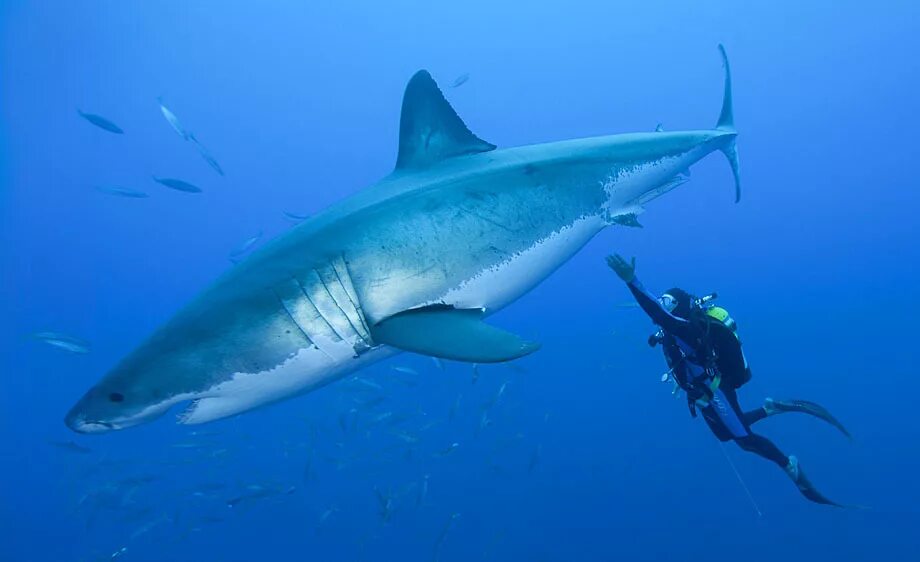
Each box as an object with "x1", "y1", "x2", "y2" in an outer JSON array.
[
  {"x1": 651, "y1": 292, "x2": 751, "y2": 390},
  {"x1": 694, "y1": 293, "x2": 751, "y2": 389}
]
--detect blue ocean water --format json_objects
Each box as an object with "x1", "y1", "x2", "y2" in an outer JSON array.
[{"x1": 2, "y1": 1, "x2": 919, "y2": 561}]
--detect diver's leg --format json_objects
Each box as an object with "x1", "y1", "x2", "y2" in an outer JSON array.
[
  {"x1": 718, "y1": 387, "x2": 770, "y2": 426},
  {"x1": 733, "y1": 433, "x2": 842, "y2": 506},
  {"x1": 708, "y1": 389, "x2": 842, "y2": 506},
  {"x1": 734, "y1": 433, "x2": 787, "y2": 467},
  {"x1": 742, "y1": 407, "x2": 769, "y2": 426}
]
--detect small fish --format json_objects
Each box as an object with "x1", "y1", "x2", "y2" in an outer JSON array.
[
  {"x1": 370, "y1": 411, "x2": 394, "y2": 425},
  {"x1": 110, "y1": 546, "x2": 128, "y2": 560},
  {"x1": 482, "y1": 381, "x2": 508, "y2": 411},
  {"x1": 356, "y1": 395, "x2": 386, "y2": 410},
  {"x1": 374, "y1": 487, "x2": 394, "y2": 523},
  {"x1": 419, "y1": 420, "x2": 442, "y2": 432},
  {"x1": 120, "y1": 506, "x2": 155, "y2": 523},
  {"x1": 477, "y1": 411, "x2": 492, "y2": 435},
  {"x1": 319, "y1": 505, "x2": 339, "y2": 524},
  {"x1": 436, "y1": 442, "x2": 460, "y2": 457},
  {"x1": 32, "y1": 332, "x2": 90, "y2": 354},
  {"x1": 431, "y1": 357, "x2": 444, "y2": 371},
  {"x1": 449, "y1": 394, "x2": 462, "y2": 422},
  {"x1": 283, "y1": 211, "x2": 311, "y2": 221},
  {"x1": 450, "y1": 73, "x2": 470, "y2": 88},
  {"x1": 94, "y1": 185, "x2": 149, "y2": 199},
  {"x1": 352, "y1": 377, "x2": 383, "y2": 391},
  {"x1": 416, "y1": 474, "x2": 429, "y2": 509},
  {"x1": 339, "y1": 408, "x2": 357, "y2": 434},
  {"x1": 48, "y1": 440, "x2": 92, "y2": 454},
  {"x1": 386, "y1": 413, "x2": 415, "y2": 427},
  {"x1": 528, "y1": 444, "x2": 542, "y2": 474},
  {"x1": 77, "y1": 109, "x2": 124, "y2": 134},
  {"x1": 170, "y1": 441, "x2": 208, "y2": 449},
  {"x1": 433, "y1": 512, "x2": 461, "y2": 562},
  {"x1": 229, "y1": 231, "x2": 263, "y2": 257},
  {"x1": 492, "y1": 433, "x2": 525, "y2": 452},
  {"x1": 302, "y1": 453, "x2": 316, "y2": 483},
  {"x1": 392, "y1": 366, "x2": 418, "y2": 376},
  {"x1": 157, "y1": 97, "x2": 190, "y2": 140},
  {"x1": 471, "y1": 363, "x2": 480, "y2": 385},
  {"x1": 192, "y1": 136, "x2": 224, "y2": 176},
  {"x1": 152, "y1": 176, "x2": 202, "y2": 193},
  {"x1": 392, "y1": 373, "x2": 419, "y2": 387},
  {"x1": 392, "y1": 430, "x2": 419, "y2": 445},
  {"x1": 187, "y1": 429, "x2": 221, "y2": 437},
  {"x1": 116, "y1": 475, "x2": 156, "y2": 487},
  {"x1": 354, "y1": 377, "x2": 384, "y2": 391},
  {"x1": 226, "y1": 484, "x2": 293, "y2": 508},
  {"x1": 504, "y1": 363, "x2": 528, "y2": 374}
]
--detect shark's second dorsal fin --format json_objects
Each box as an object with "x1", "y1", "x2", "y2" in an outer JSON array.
[{"x1": 395, "y1": 70, "x2": 495, "y2": 171}]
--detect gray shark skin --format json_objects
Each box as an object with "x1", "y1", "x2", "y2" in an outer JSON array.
[{"x1": 66, "y1": 46, "x2": 740, "y2": 434}]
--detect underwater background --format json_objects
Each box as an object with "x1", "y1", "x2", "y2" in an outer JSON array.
[{"x1": 2, "y1": 1, "x2": 919, "y2": 561}]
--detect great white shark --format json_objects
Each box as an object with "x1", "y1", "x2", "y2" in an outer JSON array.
[{"x1": 66, "y1": 46, "x2": 741, "y2": 434}]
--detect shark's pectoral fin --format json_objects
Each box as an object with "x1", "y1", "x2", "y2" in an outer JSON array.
[
  {"x1": 394, "y1": 71, "x2": 496, "y2": 171},
  {"x1": 371, "y1": 305, "x2": 540, "y2": 363}
]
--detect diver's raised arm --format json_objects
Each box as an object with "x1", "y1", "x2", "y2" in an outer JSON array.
[{"x1": 606, "y1": 254, "x2": 688, "y2": 332}]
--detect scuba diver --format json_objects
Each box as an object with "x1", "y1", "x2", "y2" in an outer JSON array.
[{"x1": 606, "y1": 254, "x2": 850, "y2": 506}]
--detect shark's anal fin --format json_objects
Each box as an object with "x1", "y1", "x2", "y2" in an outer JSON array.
[
  {"x1": 371, "y1": 305, "x2": 539, "y2": 363},
  {"x1": 394, "y1": 71, "x2": 496, "y2": 171}
]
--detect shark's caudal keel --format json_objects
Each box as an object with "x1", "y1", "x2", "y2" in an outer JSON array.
[{"x1": 66, "y1": 46, "x2": 741, "y2": 433}]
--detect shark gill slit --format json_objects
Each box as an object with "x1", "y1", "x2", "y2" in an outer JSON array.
[
  {"x1": 272, "y1": 288, "x2": 315, "y2": 347},
  {"x1": 294, "y1": 275, "x2": 343, "y2": 343},
  {"x1": 332, "y1": 257, "x2": 373, "y2": 338},
  {"x1": 315, "y1": 268, "x2": 372, "y2": 350},
  {"x1": 309, "y1": 269, "x2": 352, "y2": 342}
]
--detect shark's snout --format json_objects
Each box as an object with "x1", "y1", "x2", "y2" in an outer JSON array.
[{"x1": 64, "y1": 398, "x2": 113, "y2": 434}]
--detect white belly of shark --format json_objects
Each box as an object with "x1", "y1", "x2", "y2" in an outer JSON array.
[
  {"x1": 434, "y1": 215, "x2": 606, "y2": 312},
  {"x1": 178, "y1": 337, "x2": 394, "y2": 425}
]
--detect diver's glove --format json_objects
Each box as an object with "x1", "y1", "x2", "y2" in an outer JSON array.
[{"x1": 606, "y1": 254, "x2": 636, "y2": 283}]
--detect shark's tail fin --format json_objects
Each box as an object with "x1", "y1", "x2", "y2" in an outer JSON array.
[{"x1": 715, "y1": 44, "x2": 742, "y2": 203}]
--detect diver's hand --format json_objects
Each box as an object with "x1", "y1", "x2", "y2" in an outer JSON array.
[{"x1": 606, "y1": 254, "x2": 636, "y2": 283}]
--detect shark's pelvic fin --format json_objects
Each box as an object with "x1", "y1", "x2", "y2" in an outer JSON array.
[
  {"x1": 395, "y1": 71, "x2": 496, "y2": 171},
  {"x1": 371, "y1": 305, "x2": 539, "y2": 363},
  {"x1": 716, "y1": 44, "x2": 742, "y2": 203}
]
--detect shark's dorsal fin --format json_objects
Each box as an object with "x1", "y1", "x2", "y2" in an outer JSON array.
[{"x1": 395, "y1": 70, "x2": 495, "y2": 171}]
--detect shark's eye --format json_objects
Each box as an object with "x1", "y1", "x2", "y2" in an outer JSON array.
[{"x1": 109, "y1": 392, "x2": 125, "y2": 403}]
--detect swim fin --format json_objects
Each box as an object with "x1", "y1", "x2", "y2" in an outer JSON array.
[
  {"x1": 764, "y1": 398, "x2": 852, "y2": 439},
  {"x1": 785, "y1": 456, "x2": 844, "y2": 508}
]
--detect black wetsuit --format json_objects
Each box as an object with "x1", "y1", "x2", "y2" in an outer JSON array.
[{"x1": 627, "y1": 277, "x2": 789, "y2": 469}]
